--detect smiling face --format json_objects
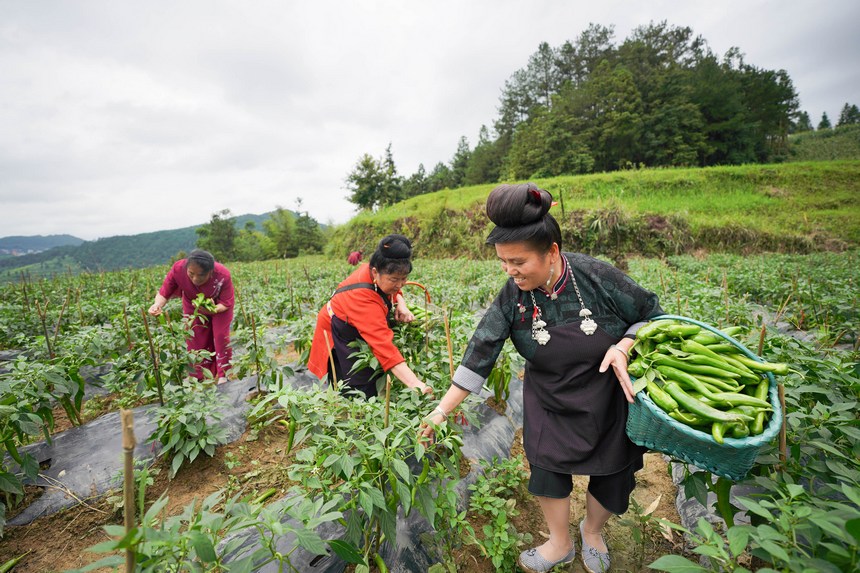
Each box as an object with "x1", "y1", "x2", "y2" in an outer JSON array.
[
  {"x1": 186, "y1": 262, "x2": 212, "y2": 286},
  {"x1": 495, "y1": 241, "x2": 559, "y2": 292}
]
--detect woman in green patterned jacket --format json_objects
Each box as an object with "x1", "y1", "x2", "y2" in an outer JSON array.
[{"x1": 422, "y1": 183, "x2": 663, "y2": 573}]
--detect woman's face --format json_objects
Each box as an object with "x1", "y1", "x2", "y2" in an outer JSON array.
[
  {"x1": 495, "y1": 242, "x2": 557, "y2": 292},
  {"x1": 186, "y1": 263, "x2": 212, "y2": 286},
  {"x1": 372, "y1": 268, "x2": 409, "y2": 296}
]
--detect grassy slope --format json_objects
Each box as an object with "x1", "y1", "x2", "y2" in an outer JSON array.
[{"x1": 330, "y1": 160, "x2": 860, "y2": 259}]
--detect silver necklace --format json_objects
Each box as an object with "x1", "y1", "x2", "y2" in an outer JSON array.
[
  {"x1": 529, "y1": 290, "x2": 551, "y2": 345},
  {"x1": 528, "y1": 260, "x2": 598, "y2": 344},
  {"x1": 569, "y1": 269, "x2": 598, "y2": 335}
]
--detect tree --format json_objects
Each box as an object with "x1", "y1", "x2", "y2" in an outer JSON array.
[
  {"x1": 264, "y1": 206, "x2": 297, "y2": 258},
  {"x1": 345, "y1": 146, "x2": 403, "y2": 210},
  {"x1": 818, "y1": 112, "x2": 832, "y2": 130},
  {"x1": 792, "y1": 111, "x2": 813, "y2": 133},
  {"x1": 378, "y1": 144, "x2": 403, "y2": 207},
  {"x1": 292, "y1": 198, "x2": 326, "y2": 255},
  {"x1": 426, "y1": 162, "x2": 452, "y2": 193},
  {"x1": 402, "y1": 163, "x2": 429, "y2": 198},
  {"x1": 234, "y1": 221, "x2": 275, "y2": 262},
  {"x1": 464, "y1": 126, "x2": 504, "y2": 185},
  {"x1": 196, "y1": 209, "x2": 236, "y2": 262},
  {"x1": 837, "y1": 103, "x2": 860, "y2": 126},
  {"x1": 448, "y1": 136, "x2": 471, "y2": 189}
]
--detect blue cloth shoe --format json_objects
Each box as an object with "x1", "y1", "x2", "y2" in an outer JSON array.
[
  {"x1": 579, "y1": 520, "x2": 611, "y2": 572},
  {"x1": 517, "y1": 544, "x2": 576, "y2": 573}
]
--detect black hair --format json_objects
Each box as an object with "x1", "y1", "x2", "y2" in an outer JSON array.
[
  {"x1": 485, "y1": 183, "x2": 562, "y2": 252},
  {"x1": 185, "y1": 249, "x2": 216, "y2": 273},
  {"x1": 368, "y1": 234, "x2": 413, "y2": 275}
]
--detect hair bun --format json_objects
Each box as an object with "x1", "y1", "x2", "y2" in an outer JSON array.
[
  {"x1": 376, "y1": 234, "x2": 412, "y2": 259},
  {"x1": 486, "y1": 183, "x2": 553, "y2": 227}
]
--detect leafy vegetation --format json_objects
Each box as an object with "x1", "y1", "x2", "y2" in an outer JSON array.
[{"x1": 0, "y1": 240, "x2": 856, "y2": 572}]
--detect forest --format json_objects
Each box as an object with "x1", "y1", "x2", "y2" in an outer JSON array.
[{"x1": 345, "y1": 22, "x2": 860, "y2": 211}]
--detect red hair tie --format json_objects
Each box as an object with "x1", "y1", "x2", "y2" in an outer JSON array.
[{"x1": 529, "y1": 189, "x2": 541, "y2": 203}]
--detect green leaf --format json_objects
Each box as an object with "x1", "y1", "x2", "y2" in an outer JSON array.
[
  {"x1": 0, "y1": 471, "x2": 23, "y2": 496},
  {"x1": 757, "y1": 539, "x2": 791, "y2": 564},
  {"x1": 846, "y1": 518, "x2": 860, "y2": 544},
  {"x1": 189, "y1": 531, "x2": 217, "y2": 562},
  {"x1": 328, "y1": 539, "x2": 365, "y2": 564},
  {"x1": 647, "y1": 554, "x2": 708, "y2": 572},
  {"x1": 727, "y1": 526, "x2": 749, "y2": 557},
  {"x1": 391, "y1": 458, "x2": 411, "y2": 483}
]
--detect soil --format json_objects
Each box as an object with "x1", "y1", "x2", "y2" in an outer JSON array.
[{"x1": 0, "y1": 398, "x2": 687, "y2": 573}]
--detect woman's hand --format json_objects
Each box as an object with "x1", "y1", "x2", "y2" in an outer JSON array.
[
  {"x1": 148, "y1": 304, "x2": 163, "y2": 316},
  {"x1": 419, "y1": 408, "x2": 447, "y2": 443},
  {"x1": 415, "y1": 383, "x2": 435, "y2": 397},
  {"x1": 395, "y1": 304, "x2": 414, "y2": 323},
  {"x1": 599, "y1": 343, "x2": 634, "y2": 403}
]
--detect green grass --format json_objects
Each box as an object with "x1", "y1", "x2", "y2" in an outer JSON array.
[{"x1": 330, "y1": 160, "x2": 860, "y2": 258}]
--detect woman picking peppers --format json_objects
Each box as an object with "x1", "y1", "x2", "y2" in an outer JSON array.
[{"x1": 422, "y1": 184, "x2": 663, "y2": 573}]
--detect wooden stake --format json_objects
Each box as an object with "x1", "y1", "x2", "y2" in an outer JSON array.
[
  {"x1": 384, "y1": 374, "x2": 391, "y2": 429},
  {"x1": 778, "y1": 383, "x2": 787, "y2": 468},
  {"x1": 757, "y1": 324, "x2": 766, "y2": 356},
  {"x1": 120, "y1": 409, "x2": 137, "y2": 573},
  {"x1": 323, "y1": 330, "x2": 338, "y2": 392},
  {"x1": 140, "y1": 309, "x2": 165, "y2": 406},
  {"x1": 123, "y1": 303, "x2": 133, "y2": 350},
  {"x1": 443, "y1": 309, "x2": 455, "y2": 380}
]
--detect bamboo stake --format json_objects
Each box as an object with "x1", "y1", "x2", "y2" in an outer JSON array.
[
  {"x1": 140, "y1": 309, "x2": 165, "y2": 406},
  {"x1": 121, "y1": 409, "x2": 137, "y2": 573},
  {"x1": 778, "y1": 383, "x2": 787, "y2": 468},
  {"x1": 384, "y1": 374, "x2": 391, "y2": 429},
  {"x1": 51, "y1": 288, "x2": 70, "y2": 353},
  {"x1": 443, "y1": 309, "x2": 455, "y2": 380},
  {"x1": 123, "y1": 303, "x2": 133, "y2": 351},
  {"x1": 757, "y1": 324, "x2": 767, "y2": 356},
  {"x1": 323, "y1": 330, "x2": 338, "y2": 392},
  {"x1": 35, "y1": 299, "x2": 54, "y2": 359}
]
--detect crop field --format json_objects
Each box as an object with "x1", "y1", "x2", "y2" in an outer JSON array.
[{"x1": 0, "y1": 250, "x2": 857, "y2": 572}]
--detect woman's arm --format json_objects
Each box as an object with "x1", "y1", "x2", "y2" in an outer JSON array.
[
  {"x1": 148, "y1": 293, "x2": 169, "y2": 316},
  {"x1": 389, "y1": 362, "x2": 433, "y2": 395}
]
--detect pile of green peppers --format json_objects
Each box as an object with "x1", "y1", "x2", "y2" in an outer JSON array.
[{"x1": 628, "y1": 320, "x2": 788, "y2": 444}]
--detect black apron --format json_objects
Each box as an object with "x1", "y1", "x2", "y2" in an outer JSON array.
[
  {"x1": 327, "y1": 282, "x2": 395, "y2": 398},
  {"x1": 522, "y1": 318, "x2": 645, "y2": 476}
]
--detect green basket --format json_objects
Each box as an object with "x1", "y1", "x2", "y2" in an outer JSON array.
[{"x1": 625, "y1": 314, "x2": 783, "y2": 481}]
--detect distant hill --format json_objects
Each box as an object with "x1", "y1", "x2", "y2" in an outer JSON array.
[
  {"x1": 0, "y1": 234, "x2": 84, "y2": 255},
  {"x1": 0, "y1": 212, "x2": 278, "y2": 281}
]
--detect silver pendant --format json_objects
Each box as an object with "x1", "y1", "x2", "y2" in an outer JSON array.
[
  {"x1": 533, "y1": 326, "x2": 551, "y2": 345},
  {"x1": 579, "y1": 308, "x2": 597, "y2": 335}
]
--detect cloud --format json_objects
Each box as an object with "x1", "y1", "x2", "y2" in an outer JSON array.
[{"x1": 0, "y1": 0, "x2": 857, "y2": 241}]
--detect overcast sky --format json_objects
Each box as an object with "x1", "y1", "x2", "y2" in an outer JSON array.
[{"x1": 1, "y1": 0, "x2": 858, "y2": 241}]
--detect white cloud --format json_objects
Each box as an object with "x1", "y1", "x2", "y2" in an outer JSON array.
[{"x1": 0, "y1": 0, "x2": 857, "y2": 240}]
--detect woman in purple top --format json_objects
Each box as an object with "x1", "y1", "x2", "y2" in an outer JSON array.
[{"x1": 148, "y1": 249, "x2": 235, "y2": 384}]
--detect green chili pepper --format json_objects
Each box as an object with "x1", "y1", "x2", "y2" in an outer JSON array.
[
  {"x1": 711, "y1": 421, "x2": 727, "y2": 444},
  {"x1": 646, "y1": 379, "x2": 679, "y2": 413},
  {"x1": 634, "y1": 321, "x2": 666, "y2": 340},
  {"x1": 660, "y1": 324, "x2": 702, "y2": 338},
  {"x1": 652, "y1": 355, "x2": 742, "y2": 380},
  {"x1": 708, "y1": 392, "x2": 773, "y2": 410},
  {"x1": 705, "y1": 343, "x2": 742, "y2": 354},
  {"x1": 656, "y1": 365, "x2": 718, "y2": 397},
  {"x1": 669, "y1": 410, "x2": 711, "y2": 427},
  {"x1": 692, "y1": 373, "x2": 742, "y2": 392},
  {"x1": 627, "y1": 358, "x2": 647, "y2": 378},
  {"x1": 677, "y1": 353, "x2": 753, "y2": 379},
  {"x1": 751, "y1": 379, "x2": 770, "y2": 435},
  {"x1": 730, "y1": 354, "x2": 790, "y2": 376},
  {"x1": 662, "y1": 382, "x2": 753, "y2": 424}
]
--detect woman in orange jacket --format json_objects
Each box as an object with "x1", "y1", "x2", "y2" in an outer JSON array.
[{"x1": 308, "y1": 234, "x2": 433, "y2": 398}]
